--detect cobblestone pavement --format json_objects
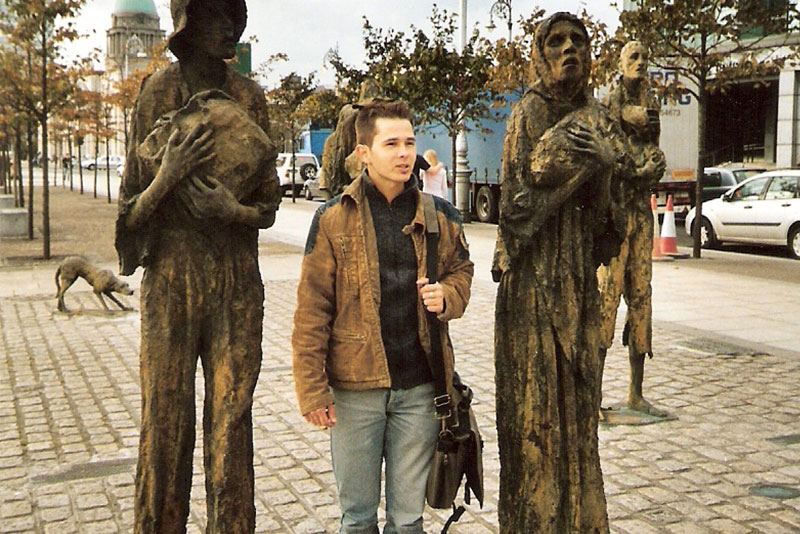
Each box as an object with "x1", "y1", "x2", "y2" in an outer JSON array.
[{"x1": 1, "y1": 245, "x2": 800, "y2": 533}]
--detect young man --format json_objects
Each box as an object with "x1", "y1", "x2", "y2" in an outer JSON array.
[
  {"x1": 115, "y1": 1, "x2": 280, "y2": 533},
  {"x1": 292, "y1": 100, "x2": 473, "y2": 534}
]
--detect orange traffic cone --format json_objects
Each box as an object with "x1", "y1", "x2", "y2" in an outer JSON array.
[
  {"x1": 651, "y1": 194, "x2": 672, "y2": 262},
  {"x1": 660, "y1": 195, "x2": 678, "y2": 254}
]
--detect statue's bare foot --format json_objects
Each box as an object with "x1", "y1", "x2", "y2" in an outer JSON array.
[{"x1": 628, "y1": 395, "x2": 669, "y2": 418}]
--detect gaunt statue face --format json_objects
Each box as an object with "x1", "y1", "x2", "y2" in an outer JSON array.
[
  {"x1": 542, "y1": 20, "x2": 589, "y2": 87},
  {"x1": 621, "y1": 42, "x2": 649, "y2": 82},
  {"x1": 186, "y1": 0, "x2": 238, "y2": 60}
]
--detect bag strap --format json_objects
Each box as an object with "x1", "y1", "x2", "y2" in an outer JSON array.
[{"x1": 421, "y1": 193, "x2": 450, "y2": 420}]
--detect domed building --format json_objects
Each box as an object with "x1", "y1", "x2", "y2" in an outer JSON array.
[{"x1": 105, "y1": 0, "x2": 165, "y2": 77}]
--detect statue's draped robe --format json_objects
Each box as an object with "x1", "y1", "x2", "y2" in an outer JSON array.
[{"x1": 494, "y1": 84, "x2": 625, "y2": 533}]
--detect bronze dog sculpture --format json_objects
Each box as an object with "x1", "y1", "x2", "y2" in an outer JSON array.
[{"x1": 55, "y1": 256, "x2": 134, "y2": 312}]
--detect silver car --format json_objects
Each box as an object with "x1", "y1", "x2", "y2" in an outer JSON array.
[{"x1": 686, "y1": 170, "x2": 800, "y2": 259}]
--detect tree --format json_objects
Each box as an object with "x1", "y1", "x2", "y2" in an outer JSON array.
[
  {"x1": 267, "y1": 71, "x2": 315, "y2": 202},
  {"x1": 82, "y1": 87, "x2": 115, "y2": 201},
  {"x1": 481, "y1": 10, "x2": 545, "y2": 101},
  {"x1": 618, "y1": 0, "x2": 800, "y2": 258},
  {"x1": 296, "y1": 88, "x2": 343, "y2": 129},
  {"x1": 0, "y1": 0, "x2": 87, "y2": 258},
  {"x1": 331, "y1": 8, "x2": 496, "y2": 211}
]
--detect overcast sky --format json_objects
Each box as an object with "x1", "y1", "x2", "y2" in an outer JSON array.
[{"x1": 69, "y1": 0, "x2": 621, "y2": 87}]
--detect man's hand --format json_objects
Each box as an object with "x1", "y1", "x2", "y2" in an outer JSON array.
[
  {"x1": 156, "y1": 124, "x2": 215, "y2": 193},
  {"x1": 304, "y1": 405, "x2": 336, "y2": 428},
  {"x1": 417, "y1": 277, "x2": 445, "y2": 314},
  {"x1": 179, "y1": 176, "x2": 241, "y2": 222}
]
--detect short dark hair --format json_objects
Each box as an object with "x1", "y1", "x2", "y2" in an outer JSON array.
[{"x1": 355, "y1": 100, "x2": 413, "y2": 147}]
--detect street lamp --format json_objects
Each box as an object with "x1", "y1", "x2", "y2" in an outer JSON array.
[
  {"x1": 487, "y1": 0, "x2": 513, "y2": 42},
  {"x1": 455, "y1": 0, "x2": 471, "y2": 221}
]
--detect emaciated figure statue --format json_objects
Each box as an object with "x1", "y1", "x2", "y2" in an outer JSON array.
[
  {"x1": 493, "y1": 12, "x2": 630, "y2": 534},
  {"x1": 115, "y1": 0, "x2": 280, "y2": 532},
  {"x1": 318, "y1": 79, "x2": 381, "y2": 198},
  {"x1": 598, "y1": 41, "x2": 668, "y2": 417}
]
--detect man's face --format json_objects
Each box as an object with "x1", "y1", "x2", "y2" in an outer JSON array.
[
  {"x1": 359, "y1": 118, "x2": 416, "y2": 188},
  {"x1": 186, "y1": 1, "x2": 238, "y2": 60},
  {"x1": 542, "y1": 20, "x2": 588, "y2": 86},
  {"x1": 622, "y1": 44, "x2": 648, "y2": 81}
]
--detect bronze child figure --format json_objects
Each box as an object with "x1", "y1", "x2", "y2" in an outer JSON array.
[{"x1": 114, "y1": 0, "x2": 280, "y2": 532}]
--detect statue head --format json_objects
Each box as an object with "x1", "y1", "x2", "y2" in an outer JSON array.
[
  {"x1": 532, "y1": 12, "x2": 591, "y2": 99},
  {"x1": 620, "y1": 41, "x2": 648, "y2": 82},
  {"x1": 358, "y1": 78, "x2": 382, "y2": 103},
  {"x1": 168, "y1": 0, "x2": 247, "y2": 61}
]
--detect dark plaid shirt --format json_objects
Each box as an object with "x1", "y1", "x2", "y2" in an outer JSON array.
[{"x1": 364, "y1": 175, "x2": 433, "y2": 389}]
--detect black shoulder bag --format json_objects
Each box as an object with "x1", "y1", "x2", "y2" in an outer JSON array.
[{"x1": 420, "y1": 193, "x2": 484, "y2": 533}]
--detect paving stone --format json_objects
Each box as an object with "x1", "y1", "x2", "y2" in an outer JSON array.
[
  {"x1": 0, "y1": 499, "x2": 32, "y2": 518},
  {"x1": 3, "y1": 262, "x2": 800, "y2": 534}
]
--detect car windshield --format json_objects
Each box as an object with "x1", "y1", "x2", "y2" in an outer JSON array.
[{"x1": 733, "y1": 169, "x2": 765, "y2": 183}]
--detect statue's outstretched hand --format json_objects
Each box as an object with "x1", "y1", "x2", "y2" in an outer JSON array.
[
  {"x1": 179, "y1": 175, "x2": 240, "y2": 222},
  {"x1": 567, "y1": 124, "x2": 615, "y2": 169}
]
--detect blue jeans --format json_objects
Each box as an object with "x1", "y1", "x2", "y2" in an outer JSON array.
[{"x1": 331, "y1": 383, "x2": 439, "y2": 534}]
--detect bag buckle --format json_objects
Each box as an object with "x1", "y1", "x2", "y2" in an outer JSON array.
[{"x1": 434, "y1": 394, "x2": 452, "y2": 420}]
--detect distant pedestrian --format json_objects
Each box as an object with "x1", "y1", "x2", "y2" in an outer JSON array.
[
  {"x1": 412, "y1": 152, "x2": 430, "y2": 189},
  {"x1": 420, "y1": 149, "x2": 448, "y2": 199}
]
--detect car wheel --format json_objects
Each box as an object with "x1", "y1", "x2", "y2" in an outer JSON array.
[
  {"x1": 475, "y1": 186, "x2": 497, "y2": 223},
  {"x1": 699, "y1": 218, "x2": 720, "y2": 249},
  {"x1": 788, "y1": 225, "x2": 800, "y2": 259},
  {"x1": 87, "y1": 164, "x2": 95, "y2": 171},
  {"x1": 300, "y1": 163, "x2": 317, "y2": 181}
]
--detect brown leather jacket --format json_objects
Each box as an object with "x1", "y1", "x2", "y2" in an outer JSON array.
[{"x1": 292, "y1": 173, "x2": 474, "y2": 415}]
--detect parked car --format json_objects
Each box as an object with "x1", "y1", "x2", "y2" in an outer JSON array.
[
  {"x1": 302, "y1": 177, "x2": 323, "y2": 201},
  {"x1": 81, "y1": 155, "x2": 124, "y2": 170},
  {"x1": 276, "y1": 153, "x2": 319, "y2": 196},
  {"x1": 685, "y1": 169, "x2": 800, "y2": 259},
  {"x1": 700, "y1": 165, "x2": 766, "y2": 202},
  {"x1": 653, "y1": 163, "x2": 767, "y2": 217}
]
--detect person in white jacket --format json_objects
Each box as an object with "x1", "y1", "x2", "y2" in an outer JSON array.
[{"x1": 420, "y1": 149, "x2": 448, "y2": 200}]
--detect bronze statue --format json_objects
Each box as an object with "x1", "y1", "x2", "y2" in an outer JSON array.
[
  {"x1": 318, "y1": 79, "x2": 380, "y2": 198},
  {"x1": 598, "y1": 41, "x2": 668, "y2": 417},
  {"x1": 493, "y1": 12, "x2": 629, "y2": 534},
  {"x1": 114, "y1": 0, "x2": 280, "y2": 532}
]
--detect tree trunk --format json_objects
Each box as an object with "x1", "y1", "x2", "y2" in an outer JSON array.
[
  {"x1": 692, "y1": 87, "x2": 707, "y2": 259},
  {"x1": 93, "y1": 133, "x2": 99, "y2": 199},
  {"x1": 41, "y1": 26, "x2": 51, "y2": 260},
  {"x1": 14, "y1": 124, "x2": 23, "y2": 208},
  {"x1": 67, "y1": 130, "x2": 74, "y2": 191},
  {"x1": 26, "y1": 118, "x2": 34, "y2": 240},
  {"x1": 78, "y1": 134, "x2": 84, "y2": 195},
  {"x1": 291, "y1": 132, "x2": 297, "y2": 203},
  {"x1": 106, "y1": 138, "x2": 111, "y2": 203},
  {"x1": 450, "y1": 132, "x2": 457, "y2": 207}
]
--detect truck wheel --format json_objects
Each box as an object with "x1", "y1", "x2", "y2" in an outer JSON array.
[
  {"x1": 788, "y1": 225, "x2": 800, "y2": 259},
  {"x1": 475, "y1": 186, "x2": 497, "y2": 223},
  {"x1": 699, "y1": 218, "x2": 720, "y2": 249}
]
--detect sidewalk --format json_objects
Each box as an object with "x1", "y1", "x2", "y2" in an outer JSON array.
[{"x1": 1, "y1": 186, "x2": 800, "y2": 533}]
